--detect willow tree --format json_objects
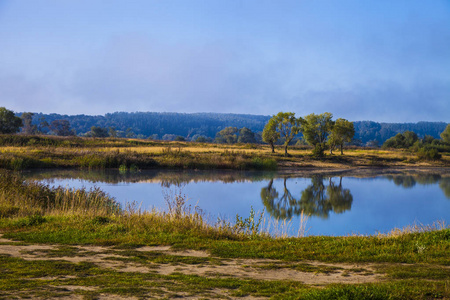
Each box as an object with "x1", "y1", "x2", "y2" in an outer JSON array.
[
  {"x1": 262, "y1": 118, "x2": 280, "y2": 153},
  {"x1": 301, "y1": 112, "x2": 334, "y2": 157},
  {"x1": 273, "y1": 112, "x2": 302, "y2": 156},
  {"x1": 327, "y1": 118, "x2": 354, "y2": 154}
]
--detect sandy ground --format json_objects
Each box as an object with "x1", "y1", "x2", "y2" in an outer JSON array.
[{"x1": 0, "y1": 234, "x2": 383, "y2": 299}]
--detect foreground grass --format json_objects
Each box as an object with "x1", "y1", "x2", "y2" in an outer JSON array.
[
  {"x1": 0, "y1": 170, "x2": 449, "y2": 299},
  {"x1": 1, "y1": 134, "x2": 449, "y2": 171}
]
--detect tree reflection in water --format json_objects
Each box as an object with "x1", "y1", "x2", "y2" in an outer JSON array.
[
  {"x1": 386, "y1": 174, "x2": 450, "y2": 199},
  {"x1": 440, "y1": 177, "x2": 450, "y2": 199},
  {"x1": 261, "y1": 176, "x2": 353, "y2": 220}
]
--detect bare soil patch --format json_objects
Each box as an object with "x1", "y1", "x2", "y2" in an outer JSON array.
[{"x1": 0, "y1": 234, "x2": 381, "y2": 287}]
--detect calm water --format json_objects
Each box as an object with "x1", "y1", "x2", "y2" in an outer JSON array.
[{"x1": 24, "y1": 169, "x2": 450, "y2": 237}]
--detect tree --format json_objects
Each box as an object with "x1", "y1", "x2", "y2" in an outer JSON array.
[
  {"x1": 0, "y1": 107, "x2": 23, "y2": 134},
  {"x1": 125, "y1": 128, "x2": 135, "y2": 138},
  {"x1": 301, "y1": 112, "x2": 334, "y2": 157},
  {"x1": 272, "y1": 112, "x2": 301, "y2": 156},
  {"x1": 327, "y1": 118, "x2": 355, "y2": 155},
  {"x1": 215, "y1": 127, "x2": 238, "y2": 144},
  {"x1": 195, "y1": 136, "x2": 207, "y2": 143},
  {"x1": 441, "y1": 124, "x2": 450, "y2": 144},
  {"x1": 382, "y1": 131, "x2": 418, "y2": 149},
  {"x1": 20, "y1": 112, "x2": 38, "y2": 135},
  {"x1": 50, "y1": 120, "x2": 74, "y2": 136},
  {"x1": 38, "y1": 116, "x2": 49, "y2": 134},
  {"x1": 238, "y1": 127, "x2": 256, "y2": 144},
  {"x1": 262, "y1": 118, "x2": 280, "y2": 153},
  {"x1": 108, "y1": 127, "x2": 118, "y2": 138},
  {"x1": 90, "y1": 126, "x2": 109, "y2": 138}
]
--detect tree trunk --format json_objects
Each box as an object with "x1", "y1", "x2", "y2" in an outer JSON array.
[
  {"x1": 340, "y1": 144, "x2": 343, "y2": 155},
  {"x1": 270, "y1": 143, "x2": 275, "y2": 153},
  {"x1": 284, "y1": 144, "x2": 288, "y2": 156}
]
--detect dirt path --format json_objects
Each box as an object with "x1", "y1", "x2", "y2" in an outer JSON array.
[{"x1": 0, "y1": 234, "x2": 382, "y2": 299}]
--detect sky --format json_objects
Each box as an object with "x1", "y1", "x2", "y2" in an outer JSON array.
[{"x1": 0, "y1": 0, "x2": 449, "y2": 122}]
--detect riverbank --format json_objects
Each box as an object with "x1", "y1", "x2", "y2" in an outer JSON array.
[
  {"x1": 0, "y1": 170, "x2": 449, "y2": 299},
  {"x1": 1, "y1": 134, "x2": 449, "y2": 171}
]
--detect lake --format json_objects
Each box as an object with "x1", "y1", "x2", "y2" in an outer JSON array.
[{"x1": 24, "y1": 169, "x2": 450, "y2": 237}]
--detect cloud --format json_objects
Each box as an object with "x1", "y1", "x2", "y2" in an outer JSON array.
[
  {"x1": 68, "y1": 35, "x2": 241, "y2": 112},
  {"x1": 1, "y1": 1, "x2": 449, "y2": 122}
]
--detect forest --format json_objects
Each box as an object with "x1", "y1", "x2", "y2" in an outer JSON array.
[{"x1": 18, "y1": 111, "x2": 447, "y2": 146}]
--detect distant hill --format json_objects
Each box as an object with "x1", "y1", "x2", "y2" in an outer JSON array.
[
  {"x1": 31, "y1": 112, "x2": 271, "y2": 140},
  {"x1": 27, "y1": 112, "x2": 447, "y2": 145},
  {"x1": 353, "y1": 121, "x2": 448, "y2": 146}
]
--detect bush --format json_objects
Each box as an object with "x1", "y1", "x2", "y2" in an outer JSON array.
[
  {"x1": 417, "y1": 148, "x2": 441, "y2": 161},
  {"x1": 312, "y1": 144, "x2": 326, "y2": 157}
]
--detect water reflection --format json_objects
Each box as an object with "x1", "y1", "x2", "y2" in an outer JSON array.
[
  {"x1": 262, "y1": 176, "x2": 353, "y2": 220},
  {"x1": 386, "y1": 174, "x2": 443, "y2": 189},
  {"x1": 24, "y1": 169, "x2": 450, "y2": 201},
  {"x1": 440, "y1": 178, "x2": 450, "y2": 199},
  {"x1": 24, "y1": 169, "x2": 276, "y2": 186},
  {"x1": 23, "y1": 168, "x2": 449, "y2": 236}
]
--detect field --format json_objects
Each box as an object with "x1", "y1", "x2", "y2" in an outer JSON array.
[
  {"x1": 0, "y1": 134, "x2": 449, "y2": 171},
  {"x1": 0, "y1": 135, "x2": 449, "y2": 299}
]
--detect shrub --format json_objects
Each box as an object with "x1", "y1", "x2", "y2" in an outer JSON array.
[{"x1": 417, "y1": 148, "x2": 441, "y2": 161}]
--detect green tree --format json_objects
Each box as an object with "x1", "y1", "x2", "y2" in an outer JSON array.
[
  {"x1": 238, "y1": 127, "x2": 256, "y2": 144},
  {"x1": 270, "y1": 112, "x2": 301, "y2": 156},
  {"x1": 20, "y1": 112, "x2": 38, "y2": 135},
  {"x1": 383, "y1": 131, "x2": 418, "y2": 149},
  {"x1": 108, "y1": 127, "x2": 118, "y2": 138},
  {"x1": 125, "y1": 128, "x2": 135, "y2": 138},
  {"x1": 90, "y1": 126, "x2": 109, "y2": 138},
  {"x1": 38, "y1": 116, "x2": 49, "y2": 133},
  {"x1": 195, "y1": 136, "x2": 207, "y2": 143},
  {"x1": 50, "y1": 120, "x2": 74, "y2": 136},
  {"x1": 0, "y1": 107, "x2": 22, "y2": 134},
  {"x1": 215, "y1": 127, "x2": 238, "y2": 144},
  {"x1": 327, "y1": 118, "x2": 354, "y2": 155},
  {"x1": 262, "y1": 118, "x2": 280, "y2": 153},
  {"x1": 301, "y1": 112, "x2": 334, "y2": 157},
  {"x1": 441, "y1": 124, "x2": 450, "y2": 144}
]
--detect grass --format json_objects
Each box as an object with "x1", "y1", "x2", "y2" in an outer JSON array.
[
  {"x1": 0, "y1": 134, "x2": 448, "y2": 171},
  {"x1": 0, "y1": 170, "x2": 449, "y2": 299}
]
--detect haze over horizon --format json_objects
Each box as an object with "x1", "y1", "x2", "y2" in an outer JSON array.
[{"x1": 1, "y1": 1, "x2": 449, "y2": 123}]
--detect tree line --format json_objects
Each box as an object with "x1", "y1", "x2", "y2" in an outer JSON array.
[
  {"x1": 381, "y1": 127, "x2": 450, "y2": 160},
  {"x1": 0, "y1": 107, "x2": 448, "y2": 153},
  {"x1": 262, "y1": 112, "x2": 354, "y2": 156}
]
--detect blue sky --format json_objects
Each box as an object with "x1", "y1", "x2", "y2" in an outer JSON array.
[{"x1": 0, "y1": 0, "x2": 449, "y2": 122}]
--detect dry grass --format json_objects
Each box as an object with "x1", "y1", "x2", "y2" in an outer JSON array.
[
  {"x1": 1, "y1": 135, "x2": 449, "y2": 171},
  {"x1": 377, "y1": 220, "x2": 448, "y2": 238}
]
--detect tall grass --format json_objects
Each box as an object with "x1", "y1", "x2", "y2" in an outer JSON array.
[
  {"x1": 0, "y1": 170, "x2": 307, "y2": 242},
  {"x1": 0, "y1": 142, "x2": 277, "y2": 171},
  {"x1": 0, "y1": 170, "x2": 120, "y2": 218},
  {"x1": 376, "y1": 220, "x2": 447, "y2": 238},
  {"x1": 0, "y1": 170, "x2": 262, "y2": 240}
]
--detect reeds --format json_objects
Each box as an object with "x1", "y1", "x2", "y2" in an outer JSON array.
[
  {"x1": 0, "y1": 170, "x2": 120, "y2": 217},
  {"x1": 377, "y1": 220, "x2": 448, "y2": 238},
  {"x1": 1, "y1": 170, "x2": 447, "y2": 242}
]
